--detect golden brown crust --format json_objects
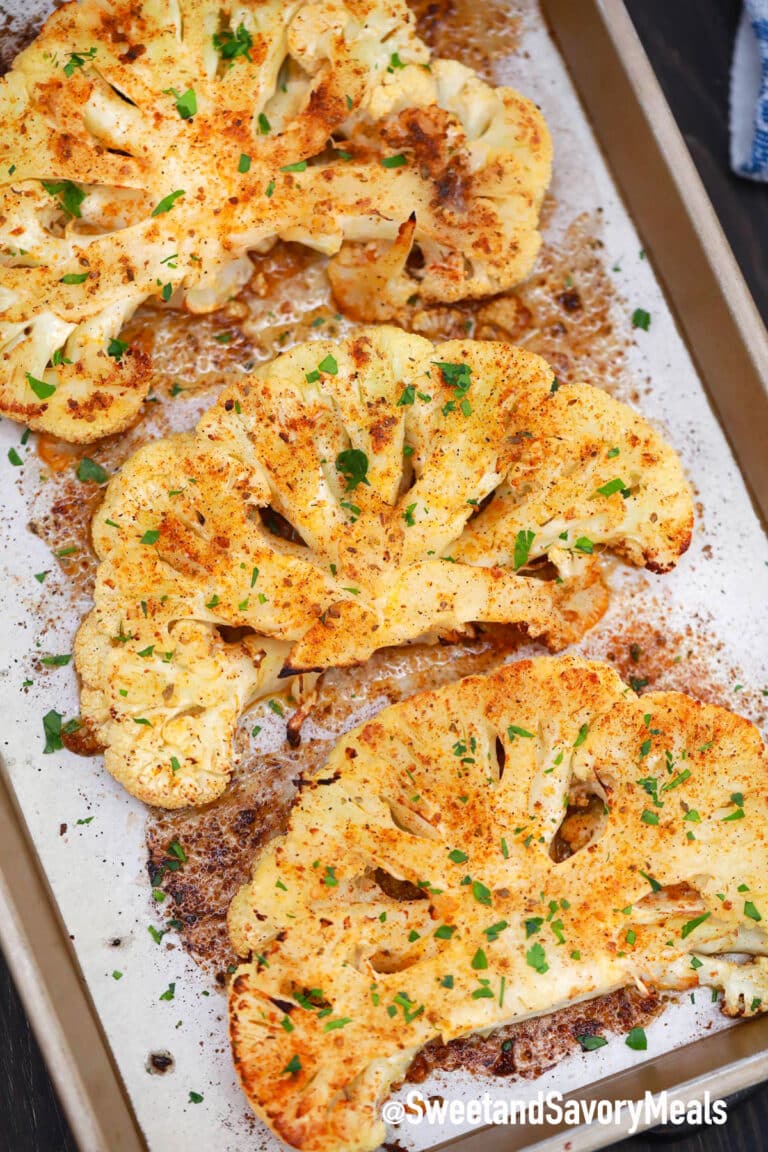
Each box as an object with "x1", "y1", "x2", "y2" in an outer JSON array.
[
  {"x1": 0, "y1": 0, "x2": 550, "y2": 441},
  {"x1": 228, "y1": 656, "x2": 768, "y2": 1152},
  {"x1": 76, "y1": 331, "x2": 691, "y2": 807}
]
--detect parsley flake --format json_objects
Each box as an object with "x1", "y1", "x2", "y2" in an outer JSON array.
[
  {"x1": 213, "y1": 23, "x2": 254, "y2": 61},
  {"x1": 42, "y1": 180, "x2": 85, "y2": 219},
  {"x1": 152, "y1": 189, "x2": 185, "y2": 217},
  {"x1": 76, "y1": 457, "x2": 108, "y2": 484},
  {"x1": 335, "y1": 448, "x2": 369, "y2": 491},
  {"x1": 513, "y1": 529, "x2": 535, "y2": 571},
  {"x1": 26, "y1": 372, "x2": 56, "y2": 400},
  {"x1": 578, "y1": 1034, "x2": 608, "y2": 1051}
]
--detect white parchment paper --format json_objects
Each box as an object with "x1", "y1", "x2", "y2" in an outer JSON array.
[{"x1": 1, "y1": 3, "x2": 767, "y2": 1150}]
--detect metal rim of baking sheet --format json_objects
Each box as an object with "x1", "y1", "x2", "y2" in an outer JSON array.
[{"x1": 1, "y1": 2, "x2": 767, "y2": 1150}]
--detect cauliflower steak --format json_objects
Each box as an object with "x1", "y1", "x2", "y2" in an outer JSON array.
[
  {"x1": 228, "y1": 656, "x2": 768, "y2": 1152},
  {"x1": 0, "y1": 0, "x2": 551, "y2": 440},
  {"x1": 75, "y1": 330, "x2": 693, "y2": 807}
]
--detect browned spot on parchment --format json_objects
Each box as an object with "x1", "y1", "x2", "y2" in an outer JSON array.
[
  {"x1": 407, "y1": 986, "x2": 663, "y2": 1082},
  {"x1": 410, "y1": 0, "x2": 522, "y2": 82}
]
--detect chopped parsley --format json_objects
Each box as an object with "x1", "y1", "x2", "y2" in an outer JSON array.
[
  {"x1": 335, "y1": 448, "x2": 369, "y2": 491},
  {"x1": 681, "y1": 912, "x2": 711, "y2": 939},
  {"x1": 324, "y1": 1017, "x2": 351, "y2": 1032},
  {"x1": 42, "y1": 179, "x2": 85, "y2": 219},
  {"x1": 76, "y1": 457, "x2": 108, "y2": 484},
  {"x1": 63, "y1": 47, "x2": 97, "y2": 77},
  {"x1": 381, "y1": 154, "x2": 407, "y2": 168},
  {"x1": 318, "y1": 353, "x2": 338, "y2": 374},
  {"x1": 577, "y1": 1034, "x2": 608, "y2": 1051},
  {"x1": 472, "y1": 880, "x2": 492, "y2": 906},
  {"x1": 238, "y1": 153, "x2": 251, "y2": 174},
  {"x1": 42, "y1": 709, "x2": 63, "y2": 753},
  {"x1": 513, "y1": 529, "x2": 535, "y2": 571},
  {"x1": 573, "y1": 723, "x2": 589, "y2": 748},
  {"x1": 631, "y1": 308, "x2": 651, "y2": 331},
  {"x1": 213, "y1": 23, "x2": 254, "y2": 62},
  {"x1": 595, "y1": 477, "x2": 627, "y2": 498},
  {"x1": 164, "y1": 87, "x2": 196, "y2": 119},
  {"x1": 152, "y1": 190, "x2": 185, "y2": 217},
  {"x1": 258, "y1": 112, "x2": 271, "y2": 134},
  {"x1": 107, "y1": 337, "x2": 129, "y2": 361},
  {"x1": 281, "y1": 1052, "x2": 302, "y2": 1077},
  {"x1": 508, "y1": 725, "x2": 534, "y2": 741},
  {"x1": 639, "y1": 869, "x2": 662, "y2": 893},
  {"x1": 526, "y1": 941, "x2": 548, "y2": 974},
  {"x1": 26, "y1": 372, "x2": 56, "y2": 400},
  {"x1": 661, "y1": 769, "x2": 691, "y2": 792},
  {"x1": 434, "y1": 361, "x2": 472, "y2": 416},
  {"x1": 60, "y1": 271, "x2": 89, "y2": 285}
]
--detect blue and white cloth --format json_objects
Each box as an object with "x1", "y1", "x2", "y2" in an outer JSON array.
[{"x1": 731, "y1": 0, "x2": 768, "y2": 180}]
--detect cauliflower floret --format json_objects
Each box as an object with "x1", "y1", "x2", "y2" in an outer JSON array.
[
  {"x1": 0, "y1": 0, "x2": 550, "y2": 441},
  {"x1": 227, "y1": 656, "x2": 768, "y2": 1152},
  {"x1": 75, "y1": 612, "x2": 298, "y2": 808},
  {"x1": 75, "y1": 330, "x2": 693, "y2": 807}
]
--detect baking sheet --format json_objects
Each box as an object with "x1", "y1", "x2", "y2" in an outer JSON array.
[{"x1": 1, "y1": 1, "x2": 768, "y2": 1150}]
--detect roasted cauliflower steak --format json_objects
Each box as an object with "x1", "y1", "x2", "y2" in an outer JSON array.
[
  {"x1": 228, "y1": 655, "x2": 768, "y2": 1152},
  {"x1": 75, "y1": 330, "x2": 692, "y2": 808},
  {"x1": 0, "y1": 0, "x2": 551, "y2": 440}
]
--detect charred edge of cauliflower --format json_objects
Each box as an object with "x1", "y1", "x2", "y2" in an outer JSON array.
[
  {"x1": 74, "y1": 329, "x2": 693, "y2": 808},
  {"x1": 0, "y1": 0, "x2": 550, "y2": 441},
  {"x1": 227, "y1": 655, "x2": 768, "y2": 1152}
]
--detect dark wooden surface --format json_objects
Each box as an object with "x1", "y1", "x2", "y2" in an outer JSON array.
[{"x1": 2, "y1": 3, "x2": 768, "y2": 1150}]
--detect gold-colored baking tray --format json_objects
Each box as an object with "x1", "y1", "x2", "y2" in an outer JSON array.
[{"x1": 1, "y1": 2, "x2": 767, "y2": 1150}]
